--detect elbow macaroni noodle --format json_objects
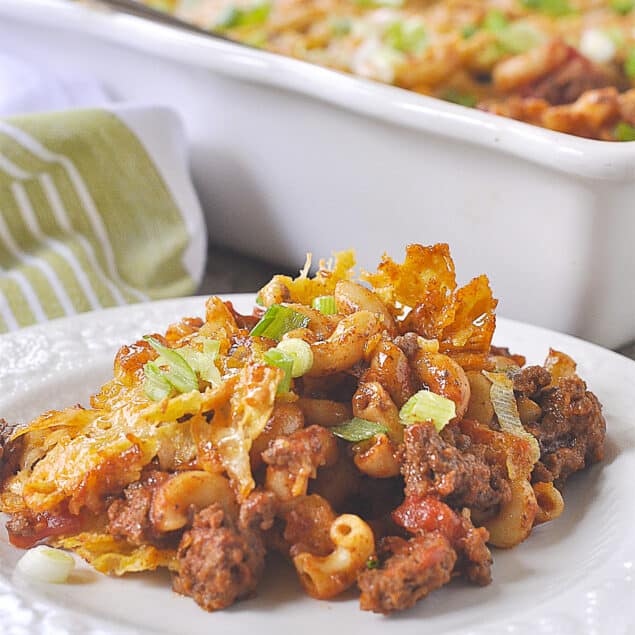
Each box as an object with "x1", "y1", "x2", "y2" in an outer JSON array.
[{"x1": 293, "y1": 515, "x2": 375, "y2": 600}]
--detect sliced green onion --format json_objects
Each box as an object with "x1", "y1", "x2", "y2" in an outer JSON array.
[
  {"x1": 461, "y1": 24, "x2": 478, "y2": 39},
  {"x1": 215, "y1": 1, "x2": 271, "y2": 30},
  {"x1": 17, "y1": 546, "x2": 75, "y2": 583},
  {"x1": 614, "y1": 122, "x2": 635, "y2": 141},
  {"x1": 250, "y1": 304, "x2": 309, "y2": 341},
  {"x1": 366, "y1": 555, "x2": 380, "y2": 569},
  {"x1": 399, "y1": 389, "x2": 456, "y2": 432},
  {"x1": 351, "y1": 39, "x2": 405, "y2": 83},
  {"x1": 497, "y1": 21, "x2": 546, "y2": 54},
  {"x1": 144, "y1": 337, "x2": 198, "y2": 394},
  {"x1": 276, "y1": 338, "x2": 314, "y2": 377},
  {"x1": 244, "y1": 31, "x2": 268, "y2": 49},
  {"x1": 312, "y1": 295, "x2": 337, "y2": 315},
  {"x1": 215, "y1": 5, "x2": 241, "y2": 28},
  {"x1": 579, "y1": 29, "x2": 616, "y2": 64},
  {"x1": 483, "y1": 9, "x2": 508, "y2": 33},
  {"x1": 384, "y1": 20, "x2": 427, "y2": 54},
  {"x1": 262, "y1": 337, "x2": 313, "y2": 391},
  {"x1": 178, "y1": 338, "x2": 222, "y2": 386},
  {"x1": 611, "y1": 0, "x2": 634, "y2": 14},
  {"x1": 143, "y1": 361, "x2": 174, "y2": 401},
  {"x1": 263, "y1": 348, "x2": 294, "y2": 393},
  {"x1": 330, "y1": 16, "x2": 352, "y2": 36},
  {"x1": 625, "y1": 47, "x2": 635, "y2": 79},
  {"x1": 200, "y1": 338, "x2": 222, "y2": 384},
  {"x1": 521, "y1": 0, "x2": 573, "y2": 17},
  {"x1": 475, "y1": 40, "x2": 507, "y2": 65},
  {"x1": 331, "y1": 418, "x2": 389, "y2": 442},
  {"x1": 442, "y1": 90, "x2": 478, "y2": 108},
  {"x1": 483, "y1": 371, "x2": 540, "y2": 465},
  {"x1": 241, "y1": 2, "x2": 270, "y2": 26},
  {"x1": 604, "y1": 27, "x2": 625, "y2": 49}
]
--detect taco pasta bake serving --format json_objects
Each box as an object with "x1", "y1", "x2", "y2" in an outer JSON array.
[
  {"x1": 139, "y1": 0, "x2": 635, "y2": 140},
  {"x1": 0, "y1": 244, "x2": 605, "y2": 614}
]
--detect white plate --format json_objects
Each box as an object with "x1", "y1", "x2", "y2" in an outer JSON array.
[{"x1": 0, "y1": 295, "x2": 634, "y2": 635}]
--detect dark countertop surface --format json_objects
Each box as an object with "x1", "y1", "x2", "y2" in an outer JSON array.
[{"x1": 197, "y1": 244, "x2": 291, "y2": 297}]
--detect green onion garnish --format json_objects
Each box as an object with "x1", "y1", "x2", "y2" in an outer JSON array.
[
  {"x1": 482, "y1": 371, "x2": 540, "y2": 465},
  {"x1": 243, "y1": 2, "x2": 271, "y2": 26},
  {"x1": 442, "y1": 90, "x2": 478, "y2": 108},
  {"x1": 625, "y1": 47, "x2": 635, "y2": 79},
  {"x1": 461, "y1": 24, "x2": 478, "y2": 39},
  {"x1": 312, "y1": 295, "x2": 337, "y2": 315},
  {"x1": 144, "y1": 337, "x2": 199, "y2": 395},
  {"x1": 16, "y1": 545, "x2": 75, "y2": 583},
  {"x1": 399, "y1": 390, "x2": 456, "y2": 432},
  {"x1": 483, "y1": 10, "x2": 508, "y2": 33},
  {"x1": 143, "y1": 361, "x2": 174, "y2": 401},
  {"x1": 611, "y1": 0, "x2": 634, "y2": 14},
  {"x1": 276, "y1": 338, "x2": 314, "y2": 377},
  {"x1": 521, "y1": 0, "x2": 573, "y2": 16},
  {"x1": 250, "y1": 304, "x2": 309, "y2": 341},
  {"x1": 472, "y1": 12, "x2": 545, "y2": 56},
  {"x1": 605, "y1": 27, "x2": 625, "y2": 49},
  {"x1": 476, "y1": 40, "x2": 507, "y2": 65},
  {"x1": 614, "y1": 122, "x2": 635, "y2": 141},
  {"x1": 245, "y1": 29, "x2": 267, "y2": 48},
  {"x1": 263, "y1": 348, "x2": 294, "y2": 393},
  {"x1": 330, "y1": 16, "x2": 352, "y2": 36},
  {"x1": 215, "y1": 5, "x2": 241, "y2": 29},
  {"x1": 384, "y1": 20, "x2": 427, "y2": 55},
  {"x1": 366, "y1": 556, "x2": 380, "y2": 570},
  {"x1": 215, "y1": 1, "x2": 271, "y2": 30},
  {"x1": 330, "y1": 418, "x2": 389, "y2": 442},
  {"x1": 261, "y1": 338, "x2": 313, "y2": 392},
  {"x1": 496, "y1": 21, "x2": 545, "y2": 54},
  {"x1": 177, "y1": 338, "x2": 222, "y2": 386}
]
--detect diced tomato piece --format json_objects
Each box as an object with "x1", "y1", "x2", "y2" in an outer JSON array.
[{"x1": 392, "y1": 495, "x2": 461, "y2": 542}]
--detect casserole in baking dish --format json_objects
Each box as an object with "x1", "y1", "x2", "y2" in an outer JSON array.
[{"x1": 143, "y1": 0, "x2": 635, "y2": 141}]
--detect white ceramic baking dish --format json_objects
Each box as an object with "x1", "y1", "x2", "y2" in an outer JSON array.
[{"x1": 1, "y1": 0, "x2": 634, "y2": 349}]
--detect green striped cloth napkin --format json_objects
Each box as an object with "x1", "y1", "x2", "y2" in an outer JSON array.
[{"x1": 0, "y1": 105, "x2": 206, "y2": 332}]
